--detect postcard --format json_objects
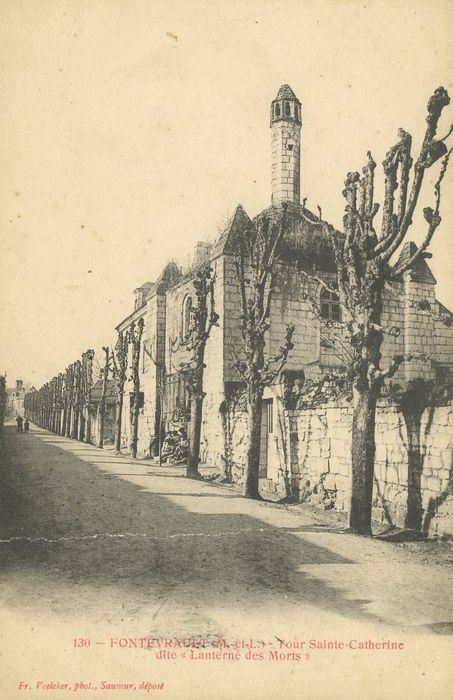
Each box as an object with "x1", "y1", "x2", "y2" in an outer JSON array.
[{"x1": 1, "y1": 1, "x2": 452, "y2": 698}]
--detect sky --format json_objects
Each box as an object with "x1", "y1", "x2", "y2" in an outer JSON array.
[{"x1": 1, "y1": 0, "x2": 452, "y2": 388}]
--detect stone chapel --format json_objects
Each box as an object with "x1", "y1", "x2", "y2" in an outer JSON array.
[{"x1": 115, "y1": 85, "x2": 453, "y2": 533}]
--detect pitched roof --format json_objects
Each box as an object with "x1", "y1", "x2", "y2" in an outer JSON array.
[
  {"x1": 212, "y1": 204, "x2": 252, "y2": 256},
  {"x1": 90, "y1": 379, "x2": 116, "y2": 403},
  {"x1": 394, "y1": 241, "x2": 437, "y2": 284},
  {"x1": 155, "y1": 260, "x2": 182, "y2": 292}
]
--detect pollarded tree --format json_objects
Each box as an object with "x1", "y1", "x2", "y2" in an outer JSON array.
[
  {"x1": 301, "y1": 87, "x2": 452, "y2": 535},
  {"x1": 179, "y1": 265, "x2": 219, "y2": 479},
  {"x1": 111, "y1": 330, "x2": 129, "y2": 454},
  {"x1": 55, "y1": 373, "x2": 64, "y2": 434},
  {"x1": 98, "y1": 346, "x2": 110, "y2": 448},
  {"x1": 66, "y1": 362, "x2": 77, "y2": 438},
  {"x1": 233, "y1": 204, "x2": 295, "y2": 499},
  {"x1": 129, "y1": 318, "x2": 144, "y2": 459},
  {"x1": 70, "y1": 360, "x2": 82, "y2": 439},
  {"x1": 62, "y1": 366, "x2": 72, "y2": 437},
  {"x1": 79, "y1": 349, "x2": 94, "y2": 442}
]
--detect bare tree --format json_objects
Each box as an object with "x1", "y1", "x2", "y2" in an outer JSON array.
[
  {"x1": 71, "y1": 361, "x2": 82, "y2": 439},
  {"x1": 62, "y1": 366, "x2": 71, "y2": 437},
  {"x1": 233, "y1": 204, "x2": 295, "y2": 499},
  {"x1": 129, "y1": 318, "x2": 144, "y2": 458},
  {"x1": 65, "y1": 363, "x2": 76, "y2": 438},
  {"x1": 179, "y1": 265, "x2": 219, "y2": 479},
  {"x1": 111, "y1": 330, "x2": 129, "y2": 454},
  {"x1": 300, "y1": 87, "x2": 452, "y2": 535},
  {"x1": 98, "y1": 346, "x2": 110, "y2": 448},
  {"x1": 79, "y1": 350, "x2": 94, "y2": 443}
]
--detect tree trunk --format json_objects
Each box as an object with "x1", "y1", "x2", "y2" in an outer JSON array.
[
  {"x1": 98, "y1": 401, "x2": 106, "y2": 449},
  {"x1": 62, "y1": 401, "x2": 67, "y2": 437},
  {"x1": 187, "y1": 396, "x2": 203, "y2": 478},
  {"x1": 84, "y1": 406, "x2": 91, "y2": 444},
  {"x1": 114, "y1": 395, "x2": 123, "y2": 454},
  {"x1": 72, "y1": 408, "x2": 79, "y2": 440},
  {"x1": 401, "y1": 406, "x2": 425, "y2": 531},
  {"x1": 130, "y1": 394, "x2": 140, "y2": 459},
  {"x1": 66, "y1": 405, "x2": 72, "y2": 437},
  {"x1": 78, "y1": 410, "x2": 85, "y2": 441},
  {"x1": 98, "y1": 349, "x2": 109, "y2": 449},
  {"x1": 220, "y1": 404, "x2": 233, "y2": 484},
  {"x1": 243, "y1": 387, "x2": 263, "y2": 499},
  {"x1": 349, "y1": 385, "x2": 379, "y2": 535}
]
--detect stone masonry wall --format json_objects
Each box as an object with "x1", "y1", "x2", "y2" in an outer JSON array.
[
  {"x1": 403, "y1": 275, "x2": 435, "y2": 381},
  {"x1": 200, "y1": 256, "x2": 225, "y2": 466},
  {"x1": 433, "y1": 303, "x2": 453, "y2": 376},
  {"x1": 286, "y1": 400, "x2": 453, "y2": 538},
  {"x1": 135, "y1": 293, "x2": 166, "y2": 457},
  {"x1": 223, "y1": 396, "x2": 453, "y2": 537}
]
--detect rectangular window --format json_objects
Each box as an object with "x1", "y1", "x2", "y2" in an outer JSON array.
[{"x1": 267, "y1": 401, "x2": 273, "y2": 434}]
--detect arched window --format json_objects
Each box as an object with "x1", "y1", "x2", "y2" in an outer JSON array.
[
  {"x1": 320, "y1": 288, "x2": 341, "y2": 322},
  {"x1": 182, "y1": 295, "x2": 193, "y2": 339},
  {"x1": 275, "y1": 103, "x2": 280, "y2": 117},
  {"x1": 285, "y1": 101, "x2": 291, "y2": 116}
]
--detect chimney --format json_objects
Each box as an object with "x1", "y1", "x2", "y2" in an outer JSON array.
[
  {"x1": 16, "y1": 379, "x2": 23, "y2": 392},
  {"x1": 194, "y1": 241, "x2": 212, "y2": 268}
]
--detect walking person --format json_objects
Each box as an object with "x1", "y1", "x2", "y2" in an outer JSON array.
[
  {"x1": 24, "y1": 419, "x2": 29, "y2": 433},
  {"x1": 16, "y1": 415, "x2": 23, "y2": 433}
]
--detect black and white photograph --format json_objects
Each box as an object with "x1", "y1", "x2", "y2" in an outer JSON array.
[{"x1": 1, "y1": 1, "x2": 452, "y2": 698}]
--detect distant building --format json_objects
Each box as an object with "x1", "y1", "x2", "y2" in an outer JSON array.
[
  {"x1": 87, "y1": 379, "x2": 117, "y2": 446},
  {"x1": 6, "y1": 380, "x2": 35, "y2": 419}
]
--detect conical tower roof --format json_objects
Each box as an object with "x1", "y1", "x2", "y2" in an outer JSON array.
[{"x1": 275, "y1": 84, "x2": 298, "y2": 101}]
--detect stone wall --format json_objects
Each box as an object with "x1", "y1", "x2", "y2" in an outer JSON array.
[
  {"x1": 433, "y1": 302, "x2": 453, "y2": 376},
  {"x1": 88, "y1": 404, "x2": 116, "y2": 447},
  {"x1": 134, "y1": 292, "x2": 166, "y2": 457},
  {"x1": 380, "y1": 282, "x2": 405, "y2": 378},
  {"x1": 403, "y1": 276, "x2": 435, "y2": 380},
  {"x1": 221, "y1": 392, "x2": 453, "y2": 537},
  {"x1": 286, "y1": 399, "x2": 453, "y2": 537}
]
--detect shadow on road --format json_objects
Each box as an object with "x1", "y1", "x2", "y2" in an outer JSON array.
[{"x1": 0, "y1": 426, "x2": 380, "y2": 629}]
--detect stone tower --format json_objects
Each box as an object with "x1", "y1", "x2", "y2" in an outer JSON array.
[{"x1": 270, "y1": 84, "x2": 302, "y2": 205}]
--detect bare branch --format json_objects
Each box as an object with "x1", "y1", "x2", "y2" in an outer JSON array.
[
  {"x1": 296, "y1": 266, "x2": 338, "y2": 296},
  {"x1": 391, "y1": 146, "x2": 452, "y2": 277},
  {"x1": 378, "y1": 87, "x2": 450, "y2": 263},
  {"x1": 378, "y1": 352, "x2": 430, "y2": 380},
  {"x1": 260, "y1": 323, "x2": 295, "y2": 384},
  {"x1": 440, "y1": 123, "x2": 453, "y2": 142}
]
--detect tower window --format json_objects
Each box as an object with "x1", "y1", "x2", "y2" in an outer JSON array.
[
  {"x1": 285, "y1": 101, "x2": 291, "y2": 116},
  {"x1": 275, "y1": 103, "x2": 280, "y2": 117},
  {"x1": 320, "y1": 288, "x2": 341, "y2": 322}
]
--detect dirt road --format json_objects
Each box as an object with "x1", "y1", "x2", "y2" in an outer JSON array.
[{"x1": 1, "y1": 424, "x2": 452, "y2": 699}]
